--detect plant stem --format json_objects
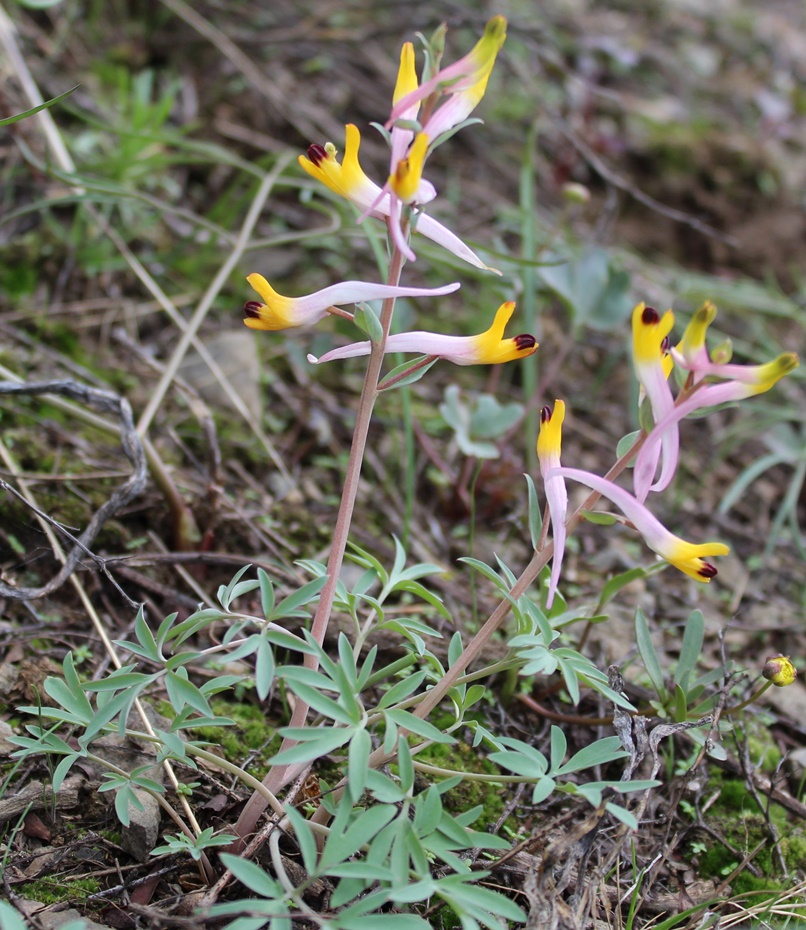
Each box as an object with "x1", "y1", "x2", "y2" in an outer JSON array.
[
  {"x1": 722, "y1": 680, "x2": 773, "y2": 716},
  {"x1": 519, "y1": 117, "x2": 540, "y2": 474},
  {"x1": 233, "y1": 238, "x2": 407, "y2": 845},
  {"x1": 468, "y1": 459, "x2": 483, "y2": 627}
]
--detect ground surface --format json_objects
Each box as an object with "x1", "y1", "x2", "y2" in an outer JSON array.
[{"x1": 1, "y1": 0, "x2": 806, "y2": 927}]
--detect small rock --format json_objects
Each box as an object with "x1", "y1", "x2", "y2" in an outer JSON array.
[
  {"x1": 0, "y1": 719, "x2": 16, "y2": 756},
  {"x1": 13, "y1": 900, "x2": 109, "y2": 929},
  {"x1": 179, "y1": 330, "x2": 261, "y2": 420},
  {"x1": 121, "y1": 788, "x2": 162, "y2": 863}
]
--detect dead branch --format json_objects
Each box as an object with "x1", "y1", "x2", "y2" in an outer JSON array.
[{"x1": 0, "y1": 379, "x2": 147, "y2": 601}]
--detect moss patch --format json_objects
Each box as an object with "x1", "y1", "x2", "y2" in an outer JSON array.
[
  {"x1": 686, "y1": 769, "x2": 806, "y2": 905},
  {"x1": 20, "y1": 877, "x2": 101, "y2": 906},
  {"x1": 411, "y1": 738, "x2": 510, "y2": 833},
  {"x1": 192, "y1": 699, "x2": 280, "y2": 778}
]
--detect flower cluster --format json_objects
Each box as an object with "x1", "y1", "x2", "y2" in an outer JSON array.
[
  {"x1": 241, "y1": 16, "x2": 800, "y2": 611},
  {"x1": 243, "y1": 17, "x2": 538, "y2": 370},
  {"x1": 538, "y1": 302, "x2": 798, "y2": 606}
]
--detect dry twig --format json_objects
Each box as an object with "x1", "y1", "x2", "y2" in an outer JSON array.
[{"x1": 0, "y1": 379, "x2": 147, "y2": 602}]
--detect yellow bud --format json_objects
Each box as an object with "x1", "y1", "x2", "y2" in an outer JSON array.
[{"x1": 762, "y1": 654, "x2": 797, "y2": 687}]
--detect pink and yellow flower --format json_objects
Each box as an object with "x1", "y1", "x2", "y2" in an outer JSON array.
[
  {"x1": 307, "y1": 301, "x2": 537, "y2": 366},
  {"x1": 299, "y1": 124, "x2": 494, "y2": 271},
  {"x1": 631, "y1": 302, "x2": 679, "y2": 502},
  {"x1": 551, "y1": 467, "x2": 730, "y2": 582},
  {"x1": 243, "y1": 273, "x2": 460, "y2": 332},
  {"x1": 634, "y1": 351, "x2": 799, "y2": 484},
  {"x1": 387, "y1": 43, "x2": 434, "y2": 204},
  {"x1": 364, "y1": 45, "x2": 438, "y2": 261},
  {"x1": 387, "y1": 16, "x2": 508, "y2": 143},
  {"x1": 537, "y1": 400, "x2": 567, "y2": 608}
]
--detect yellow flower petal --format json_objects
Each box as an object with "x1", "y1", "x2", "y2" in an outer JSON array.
[
  {"x1": 470, "y1": 302, "x2": 538, "y2": 364},
  {"x1": 537, "y1": 399, "x2": 565, "y2": 460},
  {"x1": 394, "y1": 42, "x2": 418, "y2": 105},
  {"x1": 632, "y1": 302, "x2": 674, "y2": 367},
  {"x1": 298, "y1": 124, "x2": 377, "y2": 204},
  {"x1": 748, "y1": 353, "x2": 799, "y2": 394},
  {"x1": 676, "y1": 300, "x2": 717, "y2": 363},
  {"x1": 663, "y1": 539, "x2": 730, "y2": 582},
  {"x1": 243, "y1": 273, "x2": 295, "y2": 331},
  {"x1": 390, "y1": 132, "x2": 430, "y2": 203}
]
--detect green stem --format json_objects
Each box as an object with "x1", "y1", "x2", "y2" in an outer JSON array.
[
  {"x1": 400, "y1": 384, "x2": 415, "y2": 548},
  {"x1": 468, "y1": 459, "x2": 484, "y2": 627},
  {"x1": 412, "y1": 761, "x2": 527, "y2": 784},
  {"x1": 520, "y1": 118, "x2": 540, "y2": 473},
  {"x1": 722, "y1": 681, "x2": 773, "y2": 716}
]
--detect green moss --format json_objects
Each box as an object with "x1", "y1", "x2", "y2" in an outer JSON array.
[
  {"x1": 20, "y1": 877, "x2": 100, "y2": 905},
  {"x1": 744, "y1": 731, "x2": 783, "y2": 773},
  {"x1": 192, "y1": 699, "x2": 280, "y2": 777},
  {"x1": 686, "y1": 768, "x2": 806, "y2": 898},
  {"x1": 410, "y1": 739, "x2": 509, "y2": 832}
]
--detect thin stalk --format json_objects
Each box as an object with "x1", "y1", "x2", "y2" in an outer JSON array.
[
  {"x1": 468, "y1": 459, "x2": 484, "y2": 627},
  {"x1": 233, "y1": 236, "x2": 408, "y2": 845},
  {"x1": 520, "y1": 118, "x2": 540, "y2": 473},
  {"x1": 399, "y1": 381, "x2": 416, "y2": 548}
]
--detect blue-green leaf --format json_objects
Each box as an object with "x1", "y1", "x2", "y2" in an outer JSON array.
[
  {"x1": 347, "y1": 728, "x2": 371, "y2": 803},
  {"x1": 258, "y1": 568, "x2": 275, "y2": 619},
  {"x1": 385, "y1": 709, "x2": 455, "y2": 744},
  {"x1": 271, "y1": 576, "x2": 327, "y2": 619},
  {"x1": 635, "y1": 607, "x2": 667, "y2": 701},
  {"x1": 674, "y1": 609, "x2": 704, "y2": 688},
  {"x1": 554, "y1": 736, "x2": 627, "y2": 776},
  {"x1": 270, "y1": 728, "x2": 353, "y2": 766}
]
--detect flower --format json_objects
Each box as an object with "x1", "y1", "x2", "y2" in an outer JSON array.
[
  {"x1": 299, "y1": 124, "x2": 496, "y2": 272},
  {"x1": 550, "y1": 467, "x2": 730, "y2": 582},
  {"x1": 386, "y1": 16, "x2": 508, "y2": 143},
  {"x1": 365, "y1": 44, "x2": 438, "y2": 262},
  {"x1": 387, "y1": 42, "x2": 432, "y2": 197},
  {"x1": 537, "y1": 400, "x2": 567, "y2": 608},
  {"x1": 633, "y1": 352, "x2": 799, "y2": 488},
  {"x1": 762, "y1": 655, "x2": 797, "y2": 687},
  {"x1": 384, "y1": 131, "x2": 434, "y2": 262},
  {"x1": 307, "y1": 301, "x2": 537, "y2": 366},
  {"x1": 631, "y1": 302, "x2": 679, "y2": 502},
  {"x1": 243, "y1": 273, "x2": 460, "y2": 332},
  {"x1": 298, "y1": 124, "x2": 381, "y2": 212}
]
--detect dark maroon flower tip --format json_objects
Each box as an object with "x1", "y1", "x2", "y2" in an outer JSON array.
[
  {"x1": 514, "y1": 334, "x2": 537, "y2": 351},
  {"x1": 642, "y1": 306, "x2": 660, "y2": 325},
  {"x1": 540, "y1": 405, "x2": 552, "y2": 423},
  {"x1": 697, "y1": 562, "x2": 718, "y2": 579},
  {"x1": 306, "y1": 143, "x2": 328, "y2": 166},
  {"x1": 661, "y1": 335, "x2": 670, "y2": 353},
  {"x1": 243, "y1": 301, "x2": 263, "y2": 319}
]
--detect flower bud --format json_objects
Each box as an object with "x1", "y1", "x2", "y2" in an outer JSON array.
[
  {"x1": 711, "y1": 338, "x2": 733, "y2": 365},
  {"x1": 762, "y1": 655, "x2": 797, "y2": 687},
  {"x1": 561, "y1": 182, "x2": 591, "y2": 205}
]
